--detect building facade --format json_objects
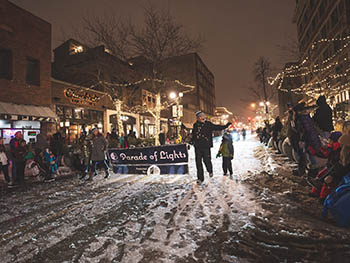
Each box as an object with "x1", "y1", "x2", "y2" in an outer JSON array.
[
  {"x1": 293, "y1": 0, "x2": 350, "y2": 122},
  {"x1": 162, "y1": 53, "x2": 216, "y2": 127},
  {"x1": 0, "y1": 0, "x2": 56, "y2": 143},
  {"x1": 52, "y1": 39, "x2": 144, "y2": 137},
  {"x1": 277, "y1": 62, "x2": 303, "y2": 116}
]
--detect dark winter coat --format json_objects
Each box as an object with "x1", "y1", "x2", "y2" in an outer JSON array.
[
  {"x1": 313, "y1": 96, "x2": 334, "y2": 132},
  {"x1": 91, "y1": 134, "x2": 108, "y2": 161},
  {"x1": 297, "y1": 113, "x2": 321, "y2": 151},
  {"x1": 190, "y1": 120, "x2": 229, "y2": 149},
  {"x1": 50, "y1": 132, "x2": 64, "y2": 156},
  {"x1": 36, "y1": 133, "x2": 48, "y2": 151},
  {"x1": 10, "y1": 138, "x2": 26, "y2": 161},
  {"x1": 159, "y1": 132, "x2": 166, "y2": 145},
  {"x1": 272, "y1": 118, "x2": 283, "y2": 140}
]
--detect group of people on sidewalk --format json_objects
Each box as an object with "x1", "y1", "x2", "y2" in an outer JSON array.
[
  {"x1": 0, "y1": 126, "x2": 112, "y2": 188},
  {"x1": 258, "y1": 95, "x2": 350, "y2": 226}
]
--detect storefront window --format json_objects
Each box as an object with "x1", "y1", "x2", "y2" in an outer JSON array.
[
  {"x1": 97, "y1": 111, "x2": 103, "y2": 121},
  {"x1": 65, "y1": 107, "x2": 73, "y2": 119},
  {"x1": 82, "y1": 109, "x2": 89, "y2": 119},
  {"x1": 56, "y1": 105, "x2": 64, "y2": 117},
  {"x1": 91, "y1": 110, "x2": 97, "y2": 121},
  {"x1": 74, "y1": 108, "x2": 82, "y2": 119}
]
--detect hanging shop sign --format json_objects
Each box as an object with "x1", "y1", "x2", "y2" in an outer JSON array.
[
  {"x1": 108, "y1": 144, "x2": 188, "y2": 175},
  {"x1": 64, "y1": 88, "x2": 101, "y2": 106}
]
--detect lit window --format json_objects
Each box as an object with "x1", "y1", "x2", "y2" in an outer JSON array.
[{"x1": 71, "y1": 45, "x2": 84, "y2": 54}]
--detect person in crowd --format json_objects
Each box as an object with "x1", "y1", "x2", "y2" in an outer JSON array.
[
  {"x1": 286, "y1": 109, "x2": 300, "y2": 156},
  {"x1": 241, "y1": 128, "x2": 246, "y2": 141},
  {"x1": 190, "y1": 111, "x2": 231, "y2": 183},
  {"x1": 272, "y1": 116, "x2": 283, "y2": 153},
  {"x1": 0, "y1": 138, "x2": 11, "y2": 185},
  {"x1": 216, "y1": 131, "x2": 234, "y2": 176},
  {"x1": 308, "y1": 133, "x2": 350, "y2": 203},
  {"x1": 159, "y1": 130, "x2": 166, "y2": 145},
  {"x1": 110, "y1": 128, "x2": 118, "y2": 140},
  {"x1": 90, "y1": 128, "x2": 109, "y2": 179},
  {"x1": 50, "y1": 132, "x2": 64, "y2": 167},
  {"x1": 308, "y1": 131, "x2": 343, "y2": 201},
  {"x1": 80, "y1": 137, "x2": 92, "y2": 180},
  {"x1": 119, "y1": 132, "x2": 128, "y2": 149},
  {"x1": 10, "y1": 137, "x2": 27, "y2": 185},
  {"x1": 313, "y1": 95, "x2": 334, "y2": 139},
  {"x1": 44, "y1": 148, "x2": 59, "y2": 175},
  {"x1": 35, "y1": 133, "x2": 48, "y2": 153},
  {"x1": 128, "y1": 131, "x2": 137, "y2": 147},
  {"x1": 292, "y1": 103, "x2": 321, "y2": 176},
  {"x1": 34, "y1": 148, "x2": 54, "y2": 182}
]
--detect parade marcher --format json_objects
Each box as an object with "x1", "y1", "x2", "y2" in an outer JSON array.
[
  {"x1": 313, "y1": 95, "x2": 334, "y2": 138},
  {"x1": 190, "y1": 111, "x2": 231, "y2": 183},
  {"x1": 216, "y1": 131, "x2": 234, "y2": 176},
  {"x1": 90, "y1": 128, "x2": 109, "y2": 179}
]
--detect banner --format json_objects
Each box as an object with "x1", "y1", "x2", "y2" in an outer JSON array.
[{"x1": 108, "y1": 144, "x2": 189, "y2": 175}]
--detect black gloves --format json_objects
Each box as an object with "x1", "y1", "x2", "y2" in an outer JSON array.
[{"x1": 226, "y1": 122, "x2": 232, "y2": 128}]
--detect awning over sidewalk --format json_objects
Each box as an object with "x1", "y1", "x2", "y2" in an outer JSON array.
[{"x1": 0, "y1": 102, "x2": 58, "y2": 122}]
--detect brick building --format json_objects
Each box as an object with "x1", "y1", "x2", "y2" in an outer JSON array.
[
  {"x1": 0, "y1": 0, "x2": 56, "y2": 143},
  {"x1": 131, "y1": 53, "x2": 216, "y2": 129},
  {"x1": 52, "y1": 39, "x2": 143, "y2": 137},
  {"x1": 293, "y1": 0, "x2": 350, "y2": 121}
]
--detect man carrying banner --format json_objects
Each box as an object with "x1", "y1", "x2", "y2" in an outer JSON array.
[{"x1": 190, "y1": 111, "x2": 231, "y2": 183}]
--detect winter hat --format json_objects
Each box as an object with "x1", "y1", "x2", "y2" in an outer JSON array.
[
  {"x1": 25, "y1": 151, "x2": 34, "y2": 160},
  {"x1": 339, "y1": 134, "x2": 350, "y2": 146},
  {"x1": 330, "y1": 131, "x2": 342, "y2": 142},
  {"x1": 195, "y1": 111, "x2": 204, "y2": 118},
  {"x1": 91, "y1": 127, "x2": 98, "y2": 133}
]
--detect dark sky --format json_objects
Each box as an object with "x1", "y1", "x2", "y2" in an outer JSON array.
[{"x1": 10, "y1": 0, "x2": 297, "y2": 120}]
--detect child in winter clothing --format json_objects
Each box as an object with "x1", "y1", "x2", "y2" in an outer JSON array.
[
  {"x1": 217, "y1": 132, "x2": 234, "y2": 176},
  {"x1": 80, "y1": 138, "x2": 91, "y2": 180},
  {"x1": 44, "y1": 149, "x2": 58, "y2": 175}
]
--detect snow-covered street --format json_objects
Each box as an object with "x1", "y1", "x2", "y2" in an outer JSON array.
[{"x1": 1, "y1": 135, "x2": 350, "y2": 262}]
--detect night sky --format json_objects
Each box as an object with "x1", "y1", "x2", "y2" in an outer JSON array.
[{"x1": 10, "y1": 0, "x2": 297, "y2": 120}]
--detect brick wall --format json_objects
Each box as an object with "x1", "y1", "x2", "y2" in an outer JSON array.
[{"x1": 0, "y1": 0, "x2": 51, "y2": 106}]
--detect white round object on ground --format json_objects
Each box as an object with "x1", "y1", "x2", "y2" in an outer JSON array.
[{"x1": 147, "y1": 165, "x2": 161, "y2": 176}]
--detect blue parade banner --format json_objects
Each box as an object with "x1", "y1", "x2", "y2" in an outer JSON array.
[{"x1": 107, "y1": 144, "x2": 189, "y2": 175}]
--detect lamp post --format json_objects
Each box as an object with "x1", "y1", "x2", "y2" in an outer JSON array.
[{"x1": 169, "y1": 91, "x2": 183, "y2": 142}]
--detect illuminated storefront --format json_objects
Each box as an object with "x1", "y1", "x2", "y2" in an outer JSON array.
[
  {"x1": 0, "y1": 102, "x2": 57, "y2": 144},
  {"x1": 52, "y1": 79, "x2": 109, "y2": 144}
]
